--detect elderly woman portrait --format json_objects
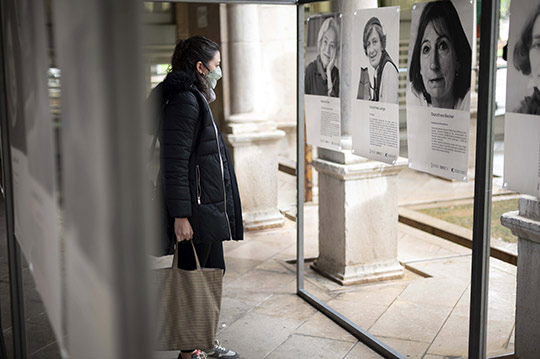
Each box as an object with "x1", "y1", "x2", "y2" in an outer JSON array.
[
  {"x1": 357, "y1": 17, "x2": 398, "y2": 103},
  {"x1": 408, "y1": 0, "x2": 471, "y2": 110},
  {"x1": 305, "y1": 16, "x2": 340, "y2": 97},
  {"x1": 512, "y1": 3, "x2": 540, "y2": 114}
]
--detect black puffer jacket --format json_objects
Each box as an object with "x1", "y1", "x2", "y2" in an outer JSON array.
[{"x1": 156, "y1": 70, "x2": 243, "y2": 247}]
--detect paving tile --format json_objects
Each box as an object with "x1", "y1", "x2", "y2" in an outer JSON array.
[
  {"x1": 252, "y1": 294, "x2": 317, "y2": 321},
  {"x1": 398, "y1": 233, "x2": 453, "y2": 263},
  {"x1": 369, "y1": 300, "x2": 453, "y2": 343},
  {"x1": 276, "y1": 236, "x2": 319, "y2": 261},
  {"x1": 427, "y1": 313, "x2": 513, "y2": 357},
  {"x1": 27, "y1": 312, "x2": 55, "y2": 328},
  {"x1": 28, "y1": 341, "x2": 61, "y2": 359},
  {"x1": 225, "y1": 241, "x2": 285, "y2": 262},
  {"x1": 331, "y1": 284, "x2": 407, "y2": 309},
  {"x1": 226, "y1": 268, "x2": 296, "y2": 297},
  {"x1": 408, "y1": 256, "x2": 472, "y2": 283},
  {"x1": 397, "y1": 278, "x2": 468, "y2": 307},
  {"x1": 509, "y1": 325, "x2": 515, "y2": 345},
  {"x1": 486, "y1": 319, "x2": 516, "y2": 355},
  {"x1": 1, "y1": 289, "x2": 11, "y2": 331},
  {"x1": 295, "y1": 312, "x2": 356, "y2": 343},
  {"x1": 218, "y1": 296, "x2": 258, "y2": 334},
  {"x1": 222, "y1": 239, "x2": 246, "y2": 255},
  {"x1": 343, "y1": 342, "x2": 384, "y2": 359},
  {"x1": 222, "y1": 283, "x2": 272, "y2": 307},
  {"x1": 254, "y1": 258, "x2": 293, "y2": 275},
  {"x1": 303, "y1": 265, "x2": 345, "y2": 292},
  {"x1": 490, "y1": 257, "x2": 517, "y2": 276},
  {"x1": 216, "y1": 312, "x2": 303, "y2": 359},
  {"x1": 3, "y1": 327, "x2": 13, "y2": 358},
  {"x1": 326, "y1": 296, "x2": 389, "y2": 331},
  {"x1": 247, "y1": 226, "x2": 296, "y2": 244},
  {"x1": 452, "y1": 286, "x2": 471, "y2": 318},
  {"x1": 265, "y1": 334, "x2": 355, "y2": 359},
  {"x1": 300, "y1": 277, "x2": 336, "y2": 303},
  {"x1": 426, "y1": 312, "x2": 470, "y2": 357},
  {"x1": 6, "y1": 322, "x2": 57, "y2": 357},
  {"x1": 375, "y1": 336, "x2": 431, "y2": 359},
  {"x1": 489, "y1": 265, "x2": 517, "y2": 291},
  {"x1": 23, "y1": 287, "x2": 47, "y2": 320},
  {"x1": 487, "y1": 288, "x2": 516, "y2": 322},
  {"x1": 223, "y1": 257, "x2": 264, "y2": 282},
  {"x1": 397, "y1": 223, "x2": 470, "y2": 256}
]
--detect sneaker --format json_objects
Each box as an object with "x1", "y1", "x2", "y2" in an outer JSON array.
[
  {"x1": 177, "y1": 350, "x2": 208, "y2": 359},
  {"x1": 203, "y1": 340, "x2": 239, "y2": 359}
]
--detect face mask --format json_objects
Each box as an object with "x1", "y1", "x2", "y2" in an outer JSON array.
[{"x1": 204, "y1": 65, "x2": 222, "y2": 89}]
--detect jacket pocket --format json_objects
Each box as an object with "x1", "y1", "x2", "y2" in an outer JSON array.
[{"x1": 196, "y1": 164, "x2": 201, "y2": 205}]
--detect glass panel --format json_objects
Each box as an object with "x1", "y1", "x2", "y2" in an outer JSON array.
[{"x1": 297, "y1": 2, "x2": 492, "y2": 357}]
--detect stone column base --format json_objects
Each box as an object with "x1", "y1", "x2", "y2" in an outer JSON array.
[
  {"x1": 312, "y1": 155, "x2": 407, "y2": 286},
  {"x1": 243, "y1": 208, "x2": 284, "y2": 231},
  {"x1": 311, "y1": 259, "x2": 404, "y2": 286},
  {"x1": 226, "y1": 116, "x2": 285, "y2": 231}
]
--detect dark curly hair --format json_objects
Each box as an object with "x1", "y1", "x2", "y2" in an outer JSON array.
[
  {"x1": 513, "y1": 4, "x2": 540, "y2": 76},
  {"x1": 171, "y1": 36, "x2": 220, "y2": 98},
  {"x1": 409, "y1": 0, "x2": 471, "y2": 105}
]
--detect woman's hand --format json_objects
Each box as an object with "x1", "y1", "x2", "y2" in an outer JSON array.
[{"x1": 174, "y1": 218, "x2": 193, "y2": 242}]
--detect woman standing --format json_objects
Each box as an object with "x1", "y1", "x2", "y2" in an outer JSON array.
[
  {"x1": 305, "y1": 16, "x2": 340, "y2": 97},
  {"x1": 358, "y1": 17, "x2": 398, "y2": 103},
  {"x1": 156, "y1": 36, "x2": 243, "y2": 359}
]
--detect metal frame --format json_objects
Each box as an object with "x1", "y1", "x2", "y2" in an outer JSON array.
[
  {"x1": 469, "y1": 0, "x2": 500, "y2": 357},
  {"x1": 0, "y1": 0, "x2": 505, "y2": 358},
  {"x1": 0, "y1": 2, "x2": 27, "y2": 358},
  {"x1": 294, "y1": 1, "x2": 505, "y2": 359}
]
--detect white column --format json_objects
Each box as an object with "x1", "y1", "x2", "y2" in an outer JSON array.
[
  {"x1": 313, "y1": 0, "x2": 406, "y2": 285},
  {"x1": 501, "y1": 196, "x2": 540, "y2": 358},
  {"x1": 224, "y1": 4, "x2": 285, "y2": 230}
]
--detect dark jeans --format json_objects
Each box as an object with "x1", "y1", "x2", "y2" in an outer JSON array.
[{"x1": 176, "y1": 240, "x2": 225, "y2": 272}]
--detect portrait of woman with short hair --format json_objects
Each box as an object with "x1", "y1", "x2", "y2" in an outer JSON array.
[
  {"x1": 357, "y1": 16, "x2": 399, "y2": 104},
  {"x1": 305, "y1": 15, "x2": 340, "y2": 98}
]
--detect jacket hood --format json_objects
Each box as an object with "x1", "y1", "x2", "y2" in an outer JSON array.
[
  {"x1": 146, "y1": 70, "x2": 198, "y2": 135},
  {"x1": 148, "y1": 70, "x2": 198, "y2": 108},
  {"x1": 161, "y1": 70, "x2": 198, "y2": 100}
]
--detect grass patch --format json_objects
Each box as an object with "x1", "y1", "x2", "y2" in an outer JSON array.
[{"x1": 418, "y1": 198, "x2": 519, "y2": 243}]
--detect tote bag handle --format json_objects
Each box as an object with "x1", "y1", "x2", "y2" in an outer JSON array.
[{"x1": 171, "y1": 240, "x2": 201, "y2": 270}]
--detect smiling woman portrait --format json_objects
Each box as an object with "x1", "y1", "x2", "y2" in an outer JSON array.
[
  {"x1": 305, "y1": 16, "x2": 340, "y2": 97},
  {"x1": 357, "y1": 16, "x2": 398, "y2": 103},
  {"x1": 408, "y1": 0, "x2": 471, "y2": 110},
  {"x1": 512, "y1": 3, "x2": 540, "y2": 114}
]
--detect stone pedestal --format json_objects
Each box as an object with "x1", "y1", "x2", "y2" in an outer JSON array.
[
  {"x1": 311, "y1": 152, "x2": 407, "y2": 285},
  {"x1": 501, "y1": 196, "x2": 540, "y2": 358},
  {"x1": 226, "y1": 113, "x2": 285, "y2": 230}
]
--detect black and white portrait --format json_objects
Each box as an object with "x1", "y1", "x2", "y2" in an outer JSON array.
[
  {"x1": 407, "y1": 0, "x2": 473, "y2": 111},
  {"x1": 355, "y1": 12, "x2": 399, "y2": 104},
  {"x1": 305, "y1": 14, "x2": 341, "y2": 98},
  {"x1": 507, "y1": 1, "x2": 540, "y2": 115}
]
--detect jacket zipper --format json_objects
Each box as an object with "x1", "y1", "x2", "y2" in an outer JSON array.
[
  {"x1": 209, "y1": 111, "x2": 233, "y2": 241},
  {"x1": 196, "y1": 165, "x2": 201, "y2": 205}
]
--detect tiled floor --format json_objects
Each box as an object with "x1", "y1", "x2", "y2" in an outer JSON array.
[
  {"x1": 0, "y1": 200, "x2": 62, "y2": 359},
  {"x1": 1, "y1": 166, "x2": 518, "y2": 358}
]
